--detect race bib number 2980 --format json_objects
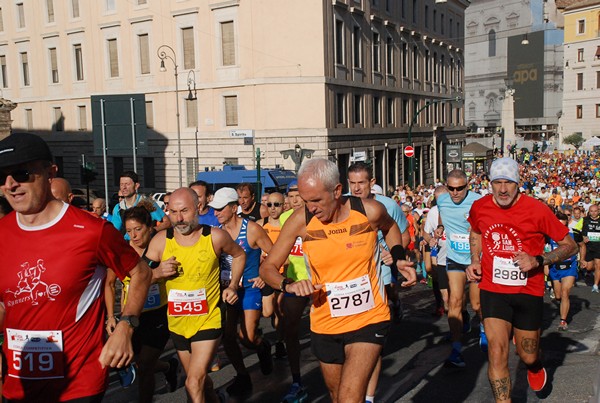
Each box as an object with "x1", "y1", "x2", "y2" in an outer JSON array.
[{"x1": 6, "y1": 329, "x2": 64, "y2": 380}]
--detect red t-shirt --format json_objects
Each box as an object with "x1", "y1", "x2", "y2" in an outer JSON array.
[
  {"x1": 468, "y1": 194, "x2": 569, "y2": 297},
  {"x1": 0, "y1": 204, "x2": 139, "y2": 401}
]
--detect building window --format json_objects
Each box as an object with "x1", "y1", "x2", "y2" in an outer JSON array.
[
  {"x1": 578, "y1": 19, "x2": 585, "y2": 34},
  {"x1": 0, "y1": 55, "x2": 7, "y2": 88},
  {"x1": 424, "y1": 5, "x2": 429, "y2": 28},
  {"x1": 440, "y1": 55, "x2": 446, "y2": 84},
  {"x1": 78, "y1": 105, "x2": 86, "y2": 130},
  {"x1": 182, "y1": 27, "x2": 195, "y2": 70},
  {"x1": 221, "y1": 21, "x2": 235, "y2": 66},
  {"x1": 113, "y1": 157, "x2": 123, "y2": 186},
  {"x1": 53, "y1": 107, "x2": 63, "y2": 131},
  {"x1": 106, "y1": 0, "x2": 115, "y2": 12},
  {"x1": 412, "y1": 45, "x2": 418, "y2": 79},
  {"x1": 433, "y1": 10, "x2": 437, "y2": 31},
  {"x1": 387, "y1": 98, "x2": 394, "y2": 125},
  {"x1": 401, "y1": 0, "x2": 406, "y2": 18},
  {"x1": 20, "y1": 52, "x2": 29, "y2": 86},
  {"x1": 596, "y1": 104, "x2": 600, "y2": 118},
  {"x1": 353, "y1": 94, "x2": 362, "y2": 125},
  {"x1": 433, "y1": 52, "x2": 438, "y2": 82},
  {"x1": 145, "y1": 100, "x2": 154, "y2": 128},
  {"x1": 25, "y1": 108, "x2": 33, "y2": 130},
  {"x1": 186, "y1": 99, "x2": 198, "y2": 128},
  {"x1": 450, "y1": 57, "x2": 455, "y2": 86},
  {"x1": 373, "y1": 96, "x2": 381, "y2": 125},
  {"x1": 186, "y1": 158, "x2": 197, "y2": 186},
  {"x1": 336, "y1": 93, "x2": 345, "y2": 125},
  {"x1": 143, "y1": 158, "x2": 155, "y2": 189},
  {"x1": 402, "y1": 42, "x2": 408, "y2": 77},
  {"x1": 71, "y1": 0, "x2": 80, "y2": 18},
  {"x1": 386, "y1": 37, "x2": 393, "y2": 74},
  {"x1": 46, "y1": 0, "x2": 54, "y2": 23},
  {"x1": 597, "y1": 71, "x2": 600, "y2": 88},
  {"x1": 449, "y1": 17, "x2": 453, "y2": 38},
  {"x1": 225, "y1": 95, "x2": 238, "y2": 126},
  {"x1": 441, "y1": 13, "x2": 445, "y2": 35},
  {"x1": 425, "y1": 50, "x2": 430, "y2": 81},
  {"x1": 138, "y1": 0, "x2": 147, "y2": 4},
  {"x1": 138, "y1": 34, "x2": 150, "y2": 74},
  {"x1": 372, "y1": 32, "x2": 380, "y2": 72},
  {"x1": 578, "y1": 48, "x2": 584, "y2": 62},
  {"x1": 108, "y1": 39, "x2": 119, "y2": 78},
  {"x1": 412, "y1": 0, "x2": 418, "y2": 24},
  {"x1": 352, "y1": 26, "x2": 361, "y2": 69},
  {"x1": 488, "y1": 30, "x2": 496, "y2": 57},
  {"x1": 335, "y1": 19, "x2": 344, "y2": 65},
  {"x1": 17, "y1": 3, "x2": 25, "y2": 28},
  {"x1": 413, "y1": 100, "x2": 419, "y2": 124},
  {"x1": 0, "y1": 8, "x2": 4, "y2": 32},
  {"x1": 577, "y1": 73, "x2": 583, "y2": 90},
  {"x1": 74, "y1": 44, "x2": 84, "y2": 81},
  {"x1": 576, "y1": 105, "x2": 583, "y2": 119},
  {"x1": 49, "y1": 48, "x2": 59, "y2": 83}
]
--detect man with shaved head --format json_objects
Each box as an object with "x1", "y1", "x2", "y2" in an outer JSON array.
[
  {"x1": 50, "y1": 177, "x2": 74, "y2": 204},
  {"x1": 146, "y1": 187, "x2": 245, "y2": 402},
  {"x1": 92, "y1": 198, "x2": 111, "y2": 220}
]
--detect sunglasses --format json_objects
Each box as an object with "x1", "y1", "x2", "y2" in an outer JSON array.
[
  {"x1": 266, "y1": 202, "x2": 282, "y2": 208},
  {"x1": 447, "y1": 184, "x2": 467, "y2": 192},
  {"x1": 0, "y1": 169, "x2": 34, "y2": 184},
  {"x1": 118, "y1": 196, "x2": 125, "y2": 199}
]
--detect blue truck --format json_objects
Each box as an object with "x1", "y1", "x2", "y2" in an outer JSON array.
[{"x1": 196, "y1": 165, "x2": 297, "y2": 196}]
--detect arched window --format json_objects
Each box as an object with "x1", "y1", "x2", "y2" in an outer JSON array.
[{"x1": 488, "y1": 29, "x2": 496, "y2": 57}]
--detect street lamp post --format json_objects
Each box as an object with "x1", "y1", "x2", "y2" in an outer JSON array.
[
  {"x1": 186, "y1": 70, "x2": 198, "y2": 172},
  {"x1": 407, "y1": 95, "x2": 462, "y2": 188},
  {"x1": 157, "y1": 45, "x2": 182, "y2": 187}
]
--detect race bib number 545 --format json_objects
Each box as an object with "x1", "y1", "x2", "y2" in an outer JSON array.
[
  {"x1": 326, "y1": 275, "x2": 374, "y2": 318},
  {"x1": 168, "y1": 289, "x2": 208, "y2": 316},
  {"x1": 6, "y1": 329, "x2": 64, "y2": 380}
]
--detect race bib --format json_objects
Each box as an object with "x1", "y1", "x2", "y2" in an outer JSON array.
[
  {"x1": 290, "y1": 237, "x2": 303, "y2": 256},
  {"x1": 326, "y1": 275, "x2": 374, "y2": 318},
  {"x1": 492, "y1": 256, "x2": 527, "y2": 286},
  {"x1": 143, "y1": 284, "x2": 161, "y2": 310},
  {"x1": 168, "y1": 289, "x2": 208, "y2": 316},
  {"x1": 6, "y1": 329, "x2": 64, "y2": 380},
  {"x1": 449, "y1": 233, "x2": 470, "y2": 253},
  {"x1": 588, "y1": 232, "x2": 600, "y2": 242}
]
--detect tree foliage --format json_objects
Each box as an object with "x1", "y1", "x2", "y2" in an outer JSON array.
[{"x1": 563, "y1": 132, "x2": 584, "y2": 149}]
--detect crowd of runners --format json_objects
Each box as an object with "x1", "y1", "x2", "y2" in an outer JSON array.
[{"x1": 0, "y1": 132, "x2": 597, "y2": 403}]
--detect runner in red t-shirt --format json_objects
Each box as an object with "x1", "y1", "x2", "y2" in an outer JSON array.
[
  {"x1": 466, "y1": 158, "x2": 577, "y2": 402},
  {"x1": 0, "y1": 133, "x2": 152, "y2": 402}
]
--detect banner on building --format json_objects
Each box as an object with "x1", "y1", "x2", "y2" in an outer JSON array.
[{"x1": 507, "y1": 31, "x2": 544, "y2": 119}]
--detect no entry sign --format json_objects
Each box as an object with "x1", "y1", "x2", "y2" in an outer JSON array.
[{"x1": 404, "y1": 145, "x2": 415, "y2": 158}]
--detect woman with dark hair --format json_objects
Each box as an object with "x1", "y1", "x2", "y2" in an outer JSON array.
[{"x1": 105, "y1": 203, "x2": 178, "y2": 401}]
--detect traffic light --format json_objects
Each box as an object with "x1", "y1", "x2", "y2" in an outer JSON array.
[{"x1": 81, "y1": 161, "x2": 97, "y2": 184}]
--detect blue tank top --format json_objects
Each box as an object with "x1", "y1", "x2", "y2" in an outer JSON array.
[{"x1": 220, "y1": 218, "x2": 262, "y2": 288}]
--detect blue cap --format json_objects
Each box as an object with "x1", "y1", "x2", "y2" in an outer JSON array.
[{"x1": 287, "y1": 180, "x2": 298, "y2": 193}]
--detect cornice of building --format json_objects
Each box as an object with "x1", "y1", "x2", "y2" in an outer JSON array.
[
  {"x1": 129, "y1": 15, "x2": 153, "y2": 25},
  {"x1": 171, "y1": 7, "x2": 200, "y2": 17},
  {"x1": 208, "y1": 0, "x2": 240, "y2": 11}
]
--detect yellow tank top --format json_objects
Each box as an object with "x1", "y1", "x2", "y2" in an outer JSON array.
[
  {"x1": 162, "y1": 226, "x2": 222, "y2": 337},
  {"x1": 122, "y1": 276, "x2": 168, "y2": 313},
  {"x1": 302, "y1": 197, "x2": 389, "y2": 335}
]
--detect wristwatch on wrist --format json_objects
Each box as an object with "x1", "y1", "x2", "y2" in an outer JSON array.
[
  {"x1": 534, "y1": 255, "x2": 544, "y2": 268},
  {"x1": 279, "y1": 277, "x2": 293, "y2": 293},
  {"x1": 119, "y1": 315, "x2": 140, "y2": 329}
]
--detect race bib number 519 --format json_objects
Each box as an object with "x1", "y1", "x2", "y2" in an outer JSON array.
[
  {"x1": 326, "y1": 275, "x2": 374, "y2": 318},
  {"x1": 6, "y1": 329, "x2": 64, "y2": 380}
]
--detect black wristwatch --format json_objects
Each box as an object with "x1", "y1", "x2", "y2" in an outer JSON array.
[
  {"x1": 280, "y1": 278, "x2": 293, "y2": 293},
  {"x1": 534, "y1": 255, "x2": 544, "y2": 268},
  {"x1": 119, "y1": 315, "x2": 140, "y2": 329}
]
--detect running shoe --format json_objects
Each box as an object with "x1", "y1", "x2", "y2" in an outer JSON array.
[
  {"x1": 527, "y1": 367, "x2": 547, "y2": 392},
  {"x1": 419, "y1": 278, "x2": 428, "y2": 285},
  {"x1": 462, "y1": 310, "x2": 471, "y2": 334},
  {"x1": 257, "y1": 339, "x2": 273, "y2": 375},
  {"x1": 479, "y1": 323, "x2": 488, "y2": 353},
  {"x1": 226, "y1": 374, "x2": 253, "y2": 399},
  {"x1": 592, "y1": 285, "x2": 599, "y2": 293},
  {"x1": 210, "y1": 354, "x2": 221, "y2": 372},
  {"x1": 549, "y1": 289, "x2": 556, "y2": 300},
  {"x1": 275, "y1": 341, "x2": 288, "y2": 359},
  {"x1": 281, "y1": 382, "x2": 308, "y2": 403},
  {"x1": 165, "y1": 357, "x2": 179, "y2": 392},
  {"x1": 558, "y1": 319, "x2": 568, "y2": 331},
  {"x1": 444, "y1": 349, "x2": 466, "y2": 368},
  {"x1": 118, "y1": 363, "x2": 137, "y2": 388}
]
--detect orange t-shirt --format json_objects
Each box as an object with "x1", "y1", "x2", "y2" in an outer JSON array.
[
  {"x1": 263, "y1": 218, "x2": 284, "y2": 273},
  {"x1": 302, "y1": 197, "x2": 389, "y2": 335}
]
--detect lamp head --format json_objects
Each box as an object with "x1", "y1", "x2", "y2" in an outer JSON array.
[{"x1": 160, "y1": 60, "x2": 166, "y2": 72}]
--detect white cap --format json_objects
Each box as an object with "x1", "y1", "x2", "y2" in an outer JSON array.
[
  {"x1": 208, "y1": 187, "x2": 238, "y2": 209},
  {"x1": 371, "y1": 184, "x2": 384, "y2": 195}
]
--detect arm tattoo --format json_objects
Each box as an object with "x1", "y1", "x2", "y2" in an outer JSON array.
[
  {"x1": 544, "y1": 245, "x2": 573, "y2": 265},
  {"x1": 520, "y1": 337, "x2": 538, "y2": 354},
  {"x1": 489, "y1": 377, "x2": 511, "y2": 401}
]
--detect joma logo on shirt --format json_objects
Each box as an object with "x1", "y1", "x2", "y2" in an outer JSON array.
[{"x1": 328, "y1": 228, "x2": 347, "y2": 235}]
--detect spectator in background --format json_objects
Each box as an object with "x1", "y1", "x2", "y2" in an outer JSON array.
[{"x1": 92, "y1": 198, "x2": 111, "y2": 220}]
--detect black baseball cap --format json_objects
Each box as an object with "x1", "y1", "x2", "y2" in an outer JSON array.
[{"x1": 0, "y1": 132, "x2": 53, "y2": 168}]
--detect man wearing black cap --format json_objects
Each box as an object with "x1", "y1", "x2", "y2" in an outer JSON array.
[
  {"x1": 0, "y1": 133, "x2": 152, "y2": 402},
  {"x1": 467, "y1": 157, "x2": 577, "y2": 401}
]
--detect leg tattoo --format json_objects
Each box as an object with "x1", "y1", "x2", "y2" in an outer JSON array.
[
  {"x1": 521, "y1": 337, "x2": 538, "y2": 354},
  {"x1": 490, "y1": 377, "x2": 511, "y2": 401}
]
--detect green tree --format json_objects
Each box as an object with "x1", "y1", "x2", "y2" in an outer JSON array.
[{"x1": 563, "y1": 132, "x2": 584, "y2": 149}]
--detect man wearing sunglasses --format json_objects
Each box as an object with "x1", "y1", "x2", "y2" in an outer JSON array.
[
  {"x1": 0, "y1": 132, "x2": 152, "y2": 402},
  {"x1": 437, "y1": 169, "x2": 483, "y2": 368}
]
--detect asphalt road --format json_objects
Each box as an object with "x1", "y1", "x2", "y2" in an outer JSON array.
[{"x1": 104, "y1": 274, "x2": 600, "y2": 403}]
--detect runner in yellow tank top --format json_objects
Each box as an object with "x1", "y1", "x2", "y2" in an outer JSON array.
[
  {"x1": 260, "y1": 159, "x2": 417, "y2": 403},
  {"x1": 146, "y1": 188, "x2": 245, "y2": 403}
]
